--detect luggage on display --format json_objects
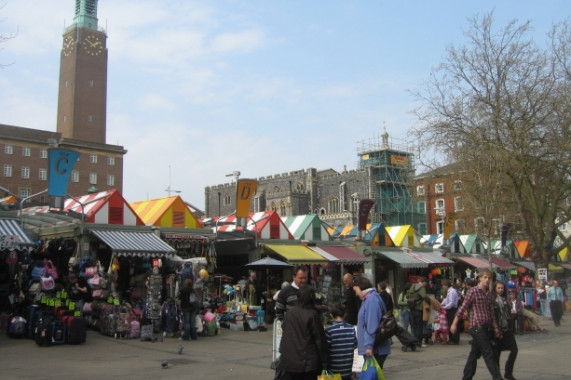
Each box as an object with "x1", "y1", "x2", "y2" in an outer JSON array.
[
  {"x1": 51, "y1": 320, "x2": 67, "y2": 345},
  {"x1": 162, "y1": 298, "x2": 180, "y2": 335},
  {"x1": 62, "y1": 316, "x2": 87, "y2": 344},
  {"x1": 140, "y1": 324, "x2": 153, "y2": 341},
  {"x1": 36, "y1": 315, "x2": 55, "y2": 346},
  {"x1": 7, "y1": 316, "x2": 27, "y2": 338},
  {"x1": 130, "y1": 318, "x2": 141, "y2": 339}
]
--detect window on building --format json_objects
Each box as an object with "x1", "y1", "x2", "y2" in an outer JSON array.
[
  {"x1": 5, "y1": 145, "x2": 13, "y2": 154},
  {"x1": 435, "y1": 199, "x2": 445, "y2": 215},
  {"x1": 3, "y1": 165, "x2": 12, "y2": 177},
  {"x1": 474, "y1": 217, "x2": 485, "y2": 234},
  {"x1": 453, "y1": 180, "x2": 462, "y2": 191},
  {"x1": 417, "y1": 223, "x2": 427, "y2": 235},
  {"x1": 19, "y1": 188, "x2": 29, "y2": 198},
  {"x1": 90, "y1": 154, "x2": 98, "y2": 164},
  {"x1": 21, "y1": 167, "x2": 30, "y2": 179},
  {"x1": 40, "y1": 149, "x2": 48, "y2": 159},
  {"x1": 328, "y1": 197, "x2": 340, "y2": 214},
  {"x1": 294, "y1": 182, "x2": 304, "y2": 192},
  {"x1": 89, "y1": 172, "x2": 97, "y2": 184},
  {"x1": 279, "y1": 201, "x2": 286, "y2": 216},
  {"x1": 319, "y1": 208, "x2": 326, "y2": 215},
  {"x1": 435, "y1": 183, "x2": 444, "y2": 193},
  {"x1": 108, "y1": 156, "x2": 115, "y2": 166},
  {"x1": 22, "y1": 147, "x2": 31, "y2": 156},
  {"x1": 417, "y1": 185, "x2": 425, "y2": 196},
  {"x1": 270, "y1": 202, "x2": 277, "y2": 211},
  {"x1": 351, "y1": 195, "x2": 359, "y2": 213},
  {"x1": 436, "y1": 220, "x2": 445, "y2": 234},
  {"x1": 455, "y1": 219, "x2": 466, "y2": 233},
  {"x1": 224, "y1": 194, "x2": 231, "y2": 205},
  {"x1": 417, "y1": 201, "x2": 426, "y2": 214},
  {"x1": 39, "y1": 169, "x2": 47, "y2": 181},
  {"x1": 71, "y1": 170, "x2": 79, "y2": 183},
  {"x1": 107, "y1": 175, "x2": 115, "y2": 186},
  {"x1": 454, "y1": 196, "x2": 464, "y2": 211},
  {"x1": 87, "y1": 115, "x2": 93, "y2": 122}
]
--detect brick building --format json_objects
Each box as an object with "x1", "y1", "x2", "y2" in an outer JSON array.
[{"x1": 1, "y1": 0, "x2": 126, "y2": 202}]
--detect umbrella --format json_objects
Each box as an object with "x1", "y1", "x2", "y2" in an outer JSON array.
[{"x1": 244, "y1": 257, "x2": 292, "y2": 302}]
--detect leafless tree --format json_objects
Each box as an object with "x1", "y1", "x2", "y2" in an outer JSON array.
[{"x1": 411, "y1": 12, "x2": 571, "y2": 268}]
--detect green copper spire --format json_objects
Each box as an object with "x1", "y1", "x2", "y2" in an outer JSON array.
[{"x1": 73, "y1": 0, "x2": 98, "y2": 30}]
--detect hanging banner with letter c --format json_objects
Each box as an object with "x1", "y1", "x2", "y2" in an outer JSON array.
[
  {"x1": 48, "y1": 148, "x2": 80, "y2": 197},
  {"x1": 236, "y1": 179, "x2": 258, "y2": 218}
]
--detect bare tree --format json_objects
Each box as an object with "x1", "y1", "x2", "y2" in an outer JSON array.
[
  {"x1": 0, "y1": 2, "x2": 17, "y2": 68},
  {"x1": 411, "y1": 12, "x2": 571, "y2": 268}
]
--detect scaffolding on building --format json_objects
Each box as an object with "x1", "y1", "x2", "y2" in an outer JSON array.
[{"x1": 356, "y1": 131, "x2": 419, "y2": 226}]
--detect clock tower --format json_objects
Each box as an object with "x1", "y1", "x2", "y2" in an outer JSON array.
[{"x1": 57, "y1": 0, "x2": 107, "y2": 144}]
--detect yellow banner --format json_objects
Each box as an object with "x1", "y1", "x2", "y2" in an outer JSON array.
[
  {"x1": 236, "y1": 179, "x2": 258, "y2": 218},
  {"x1": 390, "y1": 155, "x2": 409, "y2": 166}
]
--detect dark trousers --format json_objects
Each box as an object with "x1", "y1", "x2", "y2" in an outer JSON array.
[
  {"x1": 550, "y1": 300, "x2": 563, "y2": 326},
  {"x1": 445, "y1": 307, "x2": 459, "y2": 343},
  {"x1": 462, "y1": 326, "x2": 503, "y2": 380},
  {"x1": 411, "y1": 309, "x2": 424, "y2": 344},
  {"x1": 496, "y1": 330, "x2": 518, "y2": 378}
]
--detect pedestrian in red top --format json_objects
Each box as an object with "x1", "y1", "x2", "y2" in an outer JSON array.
[{"x1": 450, "y1": 269, "x2": 503, "y2": 380}]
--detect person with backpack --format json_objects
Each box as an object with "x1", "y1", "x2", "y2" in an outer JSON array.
[
  {"x1": 179, "y1": 279, "x2": 198, "y2": 340},
  {"x1": 353, "y1": 276, "x2": 390, "y2": 369},
  {"x1": 397, "y1": 282, "x2": 412, "y2": 333},
  {"x1": 407, "y1": 277, "x2": 431, "y2": 347}
]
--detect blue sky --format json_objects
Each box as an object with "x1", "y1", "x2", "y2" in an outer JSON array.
[{"x1": 1, "y1": 1, "x2": 568, "y2": 210}]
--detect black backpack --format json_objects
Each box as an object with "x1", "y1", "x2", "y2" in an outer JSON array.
[{"x1": 374, "y1": 310, "x2": 397, "y2": 346}]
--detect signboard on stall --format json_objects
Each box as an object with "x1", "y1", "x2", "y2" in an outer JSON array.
[
  {"x1": 538, "y1": 267, "x2": 548, "y2": 281},
  {"x1": 0, "y1": 234, "x2": 19, "y2": 249}
]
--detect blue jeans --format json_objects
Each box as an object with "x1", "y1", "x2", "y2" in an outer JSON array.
[
  {"x1": 399, "y1": 309, "x2": 412, "y2": 333},
  {"x1": 182, "y1": 309, "x2": 197, "y2": 340},
  {"x1": 462, "y1": 325, "x2": 502, "y2": 380}
]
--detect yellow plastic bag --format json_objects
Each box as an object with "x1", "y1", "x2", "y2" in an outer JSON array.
[{"x1": 318, "y1": 370, "x2": 341, "y2": 380}]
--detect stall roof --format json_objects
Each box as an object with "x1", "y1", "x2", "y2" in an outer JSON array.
[
  {"x1": 455, "y1": 256, "x2": 492, "y2": 269},
  {"x1": 264, "y1": 243, "x2": 328, "y2": 264},
  {"x1": 281, "y1": 214, "x2": 331, "y2": 241},
  {"x1": 513, "y1": 261, "x2": 536, "y2": 272},
  {"x1": 372, "y1": 249, "x2": 428, "y2": 269},
  {"x1": 385, "y1": 225, "x2": 422, "y2": 248},
  {"x1": 514, "y1": 240, "x2": 532, "y2": 258},
  {"x1": 490, "y1": 257, "x2": 517, "y2": 270},
  {"x1": 309, "y1": 245, "x2": 368, "y2": 265},
  {"x1": 90, "y1": 229, "x2": 175, "y2": 258},
  {"x1": 0, "y1": 218, "x2": 34, "y2": 249},
  {"x1": 403, "y1": 249, "x2": 454, "y2": 265}
]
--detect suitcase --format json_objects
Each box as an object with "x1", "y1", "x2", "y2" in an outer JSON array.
[
  {"x1": 36, "y1": 315, "x2": 54, "y2": 346},
  {"x1": 99, "y1": 306, "x2": 118, "y2": 337},
  {"x1": 129, "y1": 318, "x2": 141, "y2": 339},
  {"x1": 62, "y1": 316, "x2": 87, "y2": 344},
  {"x1": 51, "y1": 320, "x2": 67, "y2": 345}
]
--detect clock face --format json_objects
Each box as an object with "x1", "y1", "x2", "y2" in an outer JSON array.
[
  {"x1": 83, "y1": 34, "x2": 104, "y2": 56},
  {"x1": 63, "y1": 35, "x2": 75, "y2": 57}
]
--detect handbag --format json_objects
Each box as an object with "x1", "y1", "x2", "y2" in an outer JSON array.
[
  {"x1": 318, "y1": 370, "x2": 341, "y2": 380},
  {"x1": 88, "y1": 275, "x2": 102, "y2": 289},
  {"x1": 359, "y1": 356, "x2": 385, "y2": 380},
  {"x1": 85, "y1": 266, "x2": 98, "y2": 278},
  {"x1": 30, "y1": 262, "x2": 45, "y2": 279},
  {"x1": 374, "y1": 310, "x2": 397, "y2": 345},
  {"x1": 40, "y1": 271, "x2": 55, "y2": 291},
  {"x1": 44, "y1": 259, "x2": 58, "y2": 280}
]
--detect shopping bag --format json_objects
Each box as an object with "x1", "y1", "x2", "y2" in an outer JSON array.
[
  {"x1": 359, "y1": 356, "x2": 385, "y2": 380},
  {"x1": 318, "y1": 370, "x2": 341, "y2": 380}
]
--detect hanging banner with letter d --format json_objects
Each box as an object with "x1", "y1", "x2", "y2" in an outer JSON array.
[
  {"x1": 236, "y1": 179, "x2": 258, "y2": 219},
  {"x1": 48, "y1": 148, "x2": 80, "y2": 197}
]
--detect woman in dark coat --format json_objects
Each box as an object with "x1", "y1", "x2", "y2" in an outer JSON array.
[{"x1": 277, "y1": 285, "x2": 328, "y2": 380}]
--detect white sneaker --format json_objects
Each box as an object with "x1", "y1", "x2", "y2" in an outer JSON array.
[{"x1": 421, "y1": 343, "x2": 427, "y2": 348}]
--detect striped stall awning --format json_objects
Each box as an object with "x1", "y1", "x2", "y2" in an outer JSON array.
[
  {"x1": 403, "y1": 249, "x2": 454, "y2": 266},
  {"x1": 373, "y1": 249, "x2": 428, "y2": 269},
  {"x1": 90, "y1": 229, "x2": 175, "y2": 258},
  {"x1": 309, "y1": 245, "x2": 369, "y2": 265},
  {"x1": 0, "y1": 218, "x2": 35, "y2": 250},
  {"x1": 455, "y1": 256, "x2": 492, "y2": 269},
  {"x1": 513, "y1": 261, "x2": 536, "y2": 272},
  {"x1": 264, "y1": 243, "x2": 329, "y2": 264}
]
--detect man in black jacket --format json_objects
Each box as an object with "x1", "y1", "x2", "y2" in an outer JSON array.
[
  {"x1": 343, "y1": 273, "x2": 360, "y2": 325},
  {"x1": 275, "y1": 265, "x2": 308, "y2": 321}
]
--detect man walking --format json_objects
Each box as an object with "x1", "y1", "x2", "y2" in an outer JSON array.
[
  {"x1": 441, "y1": 279, "x2": 459, "y2": 344},
  {"x1": 275, "y1": 265, "x2": 309, "y2": 321},
  {"x1": 342, "y1": 273, "x2": 360, "y2": 325},
  {"x1": 546, "y1": 280, "x2": 564, "y2": 327},
  {"x1": 408, "y1": 277, "x2": 431, "y2": 347},
  {"x1": 450, "y1": 269, "x2": 503, "y2": 380}
]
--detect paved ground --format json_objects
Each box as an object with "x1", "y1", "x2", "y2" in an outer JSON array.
[{"x1": 1, "y1": 314, "x2": 569, "y2": 379}]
